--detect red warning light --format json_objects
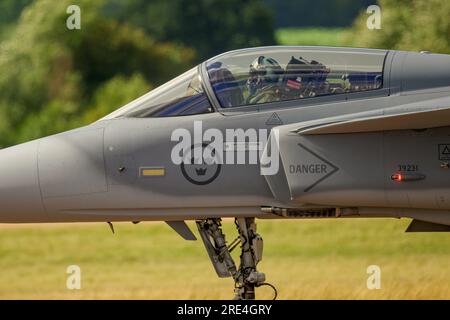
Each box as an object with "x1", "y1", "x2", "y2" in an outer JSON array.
[{"x1": 391, "y1": 173, "x2": 403, "y2": 182}]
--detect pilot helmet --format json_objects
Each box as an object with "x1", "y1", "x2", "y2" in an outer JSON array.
[{"x1": 247, "y1": 56, "x2": 283, "y2": 96}]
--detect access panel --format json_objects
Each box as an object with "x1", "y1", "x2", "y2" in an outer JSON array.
[{"x1": 264, "y1": 126, "x2": 450, "y2": 210}]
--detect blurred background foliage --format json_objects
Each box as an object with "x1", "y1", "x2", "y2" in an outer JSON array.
[
  {"x1": 0, "y1": 0, "x2": 448, "y2": 147},
  {"x1": 103, "y1": 0, "x2": 276, "y2": 59},
  {"x1": 351, "y1": 0, "x2": 450, "y2": 53}
]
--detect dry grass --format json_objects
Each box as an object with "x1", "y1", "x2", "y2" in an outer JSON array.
[{"x1": 0, "y1": 218, "x2": 449, "y2": 299}]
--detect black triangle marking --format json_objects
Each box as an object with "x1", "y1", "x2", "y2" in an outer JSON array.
[
  {"x1": 297, "y1": 143, "x2": 339, "y2": 193},
  {"x1": 265, "y1": 112, "x2": 283, "y2": 126},
  {"x1": 438, "y1": 144, "x2": 450, "y2": 160}
]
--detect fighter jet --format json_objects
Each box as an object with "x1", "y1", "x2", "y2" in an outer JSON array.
[{"x1": 1, "y1": 46, "x2": 450, "y2": 299}]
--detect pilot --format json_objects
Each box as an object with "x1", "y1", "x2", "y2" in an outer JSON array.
[
  {"x1": 208, "y1": 62, "x2": 244, "y2": 107},
  {"x1": 246, "y1": 56, "x2": 284, "y2": 104}
]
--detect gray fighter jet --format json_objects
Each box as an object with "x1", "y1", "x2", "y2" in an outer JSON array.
[{"x1": 1, "y1": 46, "x2": 450, "y2": 299}]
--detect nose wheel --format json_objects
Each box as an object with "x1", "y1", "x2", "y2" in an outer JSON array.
[{"x1": 196, "y1": 217, "x2": 277, "y2": 300}]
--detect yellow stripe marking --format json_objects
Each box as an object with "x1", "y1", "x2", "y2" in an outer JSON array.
[{"x1": 141, "y1": 168, "x2": 165, "y2": 177}]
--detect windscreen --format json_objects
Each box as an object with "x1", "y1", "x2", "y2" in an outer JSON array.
[{"x1": 102, "y1": 66, "x2": 212, "y2": 119}]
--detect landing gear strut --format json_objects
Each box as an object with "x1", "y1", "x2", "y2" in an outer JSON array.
[{"x1": 196, "y1": 217, "x2": 277, "y2": 300}]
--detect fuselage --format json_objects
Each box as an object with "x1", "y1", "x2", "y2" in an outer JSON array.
[{"x1": 1, "y1": 46, "x2": 449, "y2": 224}]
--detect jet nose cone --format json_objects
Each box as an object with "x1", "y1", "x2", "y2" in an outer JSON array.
[{"x1": 0, "y1": 140, "x2": 46, "y2": 222}]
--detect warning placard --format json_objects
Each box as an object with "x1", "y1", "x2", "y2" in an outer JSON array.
[{"x1": 439, "y1": 144, "x2": 450, "y2": 160}]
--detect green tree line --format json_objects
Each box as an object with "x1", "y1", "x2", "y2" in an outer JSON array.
[
  {"x1": 264, "y1": 0, "x2": 373, "y2": 28},
  {"x1": 0, "y1": 0, "x2": 196, "y2": 146}
]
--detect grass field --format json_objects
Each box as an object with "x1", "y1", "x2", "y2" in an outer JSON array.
[
  {"x1": 0, "y1": 218, "x2": 449, "y2": 300},
  {"x1": 276, "y1": 27, "x2": 352, "y2": 47}
]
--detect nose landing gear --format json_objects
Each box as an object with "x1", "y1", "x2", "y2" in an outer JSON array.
[{"x1": 196, "y1": 217, "x2": 277, "y2": 300}]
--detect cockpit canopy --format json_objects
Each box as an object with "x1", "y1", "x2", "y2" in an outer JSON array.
[
  {"x1": 103, "y1": 47, "x2": 387, "y2": 119},
  {"x1": 207, "y1": 47, "x2": 386, "y2": 108}
]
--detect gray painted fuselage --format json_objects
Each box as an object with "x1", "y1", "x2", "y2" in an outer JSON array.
[{"x1": 1, "y1": 47, "x2": 450, "y2": 226}]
